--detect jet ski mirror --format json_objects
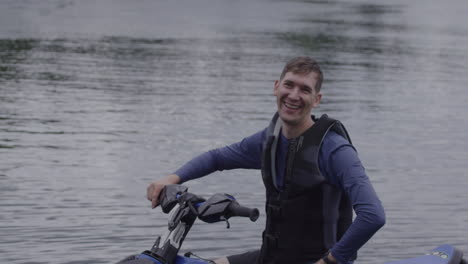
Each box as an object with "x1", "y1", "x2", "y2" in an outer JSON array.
[
  {"x1": 198, "y1": 194, "x2": 259, "y2": 224},
  {"x1": 160, "y1": 184, "x2": 188, "y2": 213},
  {"x1": 197, "y1": 194, "x2": 233, "y2": 223}
]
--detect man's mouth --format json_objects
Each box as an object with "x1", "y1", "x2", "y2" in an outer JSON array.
[{"x1": 284, "y1": 101, "x2": 301, "y2": 110}]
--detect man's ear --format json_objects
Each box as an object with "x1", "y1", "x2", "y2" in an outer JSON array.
[
  {"x1": 273, "y1": 80, "x2": 279, "y2": 96},
  {"x1": 314, "y1": 93, "x2": 322, "y2": 106}
]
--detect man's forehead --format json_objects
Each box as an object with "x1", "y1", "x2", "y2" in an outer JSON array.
[{"x1": 282, "y1": 71, "x2": 318, "y2": 84}]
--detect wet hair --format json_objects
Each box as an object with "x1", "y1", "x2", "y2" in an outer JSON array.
[{"x1": 279, "y1": 56, "x2": 324, "y2": 92}]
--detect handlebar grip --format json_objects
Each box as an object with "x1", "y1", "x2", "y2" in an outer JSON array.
[{"x1": 227, "y1": 203, "x2": 259, "y2": 222}]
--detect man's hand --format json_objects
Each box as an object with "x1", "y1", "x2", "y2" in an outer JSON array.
[
  {"x1": 146, "y1": 174, "x2": 181, "y2": 208},
  {"x1": 314, "y1": 252, "x2": 337, "y2": 264}
]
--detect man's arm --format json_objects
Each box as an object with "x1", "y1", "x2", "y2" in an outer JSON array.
[
  {"x1": 319, "y1": 132, "x2": 386, "y2": 263},
  {"x1": 174, "y1": 129, "x2": 264, "y2": 181},
  {"x1": 146, "y1": 129, "x2": 265, "y2": 208}
]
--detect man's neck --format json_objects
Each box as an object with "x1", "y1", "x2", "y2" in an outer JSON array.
[{"x1": 281, "y1": 118, "x2": 314, "y2": 139}]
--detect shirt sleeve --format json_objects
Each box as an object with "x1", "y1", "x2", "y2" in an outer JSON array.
[
  {"x1": 319, "y1": 132, "x2": 386, "y2": 264},
  {"x1": 175, "y1": 129, "x2": 265, "y2": 182}
]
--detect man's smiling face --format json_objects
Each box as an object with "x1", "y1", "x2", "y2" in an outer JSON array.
[{"x1": 274, "y1": 71, "x2": 322, "y2": 127}]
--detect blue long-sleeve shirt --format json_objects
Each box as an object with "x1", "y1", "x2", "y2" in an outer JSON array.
[{"x1": 175, "y1": 128, "x2": 385, "y2": 264}]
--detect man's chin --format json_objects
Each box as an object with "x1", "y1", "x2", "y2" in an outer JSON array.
[{"x1": 278, "y1": 115, "x2": 300, "y2": 126}]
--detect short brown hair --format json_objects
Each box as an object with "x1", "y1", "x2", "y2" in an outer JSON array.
[{"x1": 279, "y1": 56, "x2": 323, "y2": 92}]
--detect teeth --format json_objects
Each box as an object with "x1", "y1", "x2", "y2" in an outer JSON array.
[{"x1": 285, "y1": 102, "x2": 300, "y2": 109}]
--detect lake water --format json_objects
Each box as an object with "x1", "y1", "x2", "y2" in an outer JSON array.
[{"x1": 1, "y1": 0, "x2": 468, "y2": 263}]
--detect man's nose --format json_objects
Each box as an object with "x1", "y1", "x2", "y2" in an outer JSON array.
[{"x1": 288, "y1": 88, "x2": 300, "y2": 99}]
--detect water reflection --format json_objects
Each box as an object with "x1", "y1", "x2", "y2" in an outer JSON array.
[{"x1": 0, "y1": 39, "x2": 38, "y2": 81}]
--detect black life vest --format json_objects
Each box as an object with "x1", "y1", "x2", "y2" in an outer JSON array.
[{"x1": 258, "y1": 113, "x2": 354, "y2": 264}]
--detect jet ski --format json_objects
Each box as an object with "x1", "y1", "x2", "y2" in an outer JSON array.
[{"x1": 116, "y1": 184, "x2": 465, "y2": 264}]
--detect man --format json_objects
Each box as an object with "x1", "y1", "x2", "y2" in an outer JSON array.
[{"x1": 147, "y1": 56, "x2": 385, "y2": 264}]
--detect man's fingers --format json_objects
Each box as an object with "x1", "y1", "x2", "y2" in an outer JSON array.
[
  {"x1": 147, "y1": 183, "x2": 163, "y2": 208},
  {"x1": 146, "y1": 184, "x2": 155, "y2": 201},
  {"x1": 151, "y1": 197, "x2": 158, "y2": 209}
]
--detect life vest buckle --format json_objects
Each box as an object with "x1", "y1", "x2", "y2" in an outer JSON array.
[
  {"x1": 264, "y1": 233, "x2": 279, "y2": 249},
  {"x1": 267, "y1": 204, "x2": 282, "y2": 218}
]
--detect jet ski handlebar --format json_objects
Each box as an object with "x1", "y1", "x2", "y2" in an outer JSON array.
[{"x1": 159, "y1": 184, "x2": 259, "y2": 224}]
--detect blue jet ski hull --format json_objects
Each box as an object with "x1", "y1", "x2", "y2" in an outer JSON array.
[{"x1": 385, "y1": 244, "x2": 464, "y2": 264}]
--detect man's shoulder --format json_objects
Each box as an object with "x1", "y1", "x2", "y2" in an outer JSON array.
[
  {"x1": 323, "y1": 130, "x2": 350, "y2": 145},
  {"x1": 237, "y1": 128, "x2": 268, "y2": 147},
  {"x1": 323, "y1": 130, "x2": 351, "y2": 149}
]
